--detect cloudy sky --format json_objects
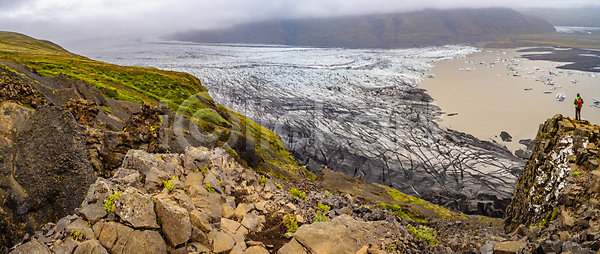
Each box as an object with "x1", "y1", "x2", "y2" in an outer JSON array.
[{"x1": 1, "y1": 0, "x2": 599, "y2": 51}]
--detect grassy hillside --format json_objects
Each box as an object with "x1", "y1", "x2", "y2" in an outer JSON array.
[
  {"x1": 170, "y1": 8, "x2": 555, "y2": 48},
  {"x1": 0, "y1": 31, "x2": 304, "y2": 180},
  {"x1": 0, "y1": 32, "x2": 206, "y2": 110}
]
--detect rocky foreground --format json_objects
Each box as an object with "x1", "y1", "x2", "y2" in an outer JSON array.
[
  {"x1": 10, "y1": 114, "x2": 600, "y2": 254},
  {"x1": 2, "y1": 97, "x2": 600, "y2": 254},
  {"x1": 5, "y1": 147, "x2": 444, "y2": 254}
]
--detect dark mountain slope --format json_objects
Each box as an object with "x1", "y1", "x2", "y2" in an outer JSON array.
[
  {"x1": 170, "y1": 8, "x2": 555, "y2": 48},
  {"x1": 518, "y1": 7, "x2": 600, "y2": 27}
]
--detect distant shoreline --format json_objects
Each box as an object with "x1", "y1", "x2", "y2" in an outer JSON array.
[{"x1": 518, "y1": 47, "x2": 600, "y2": 73}]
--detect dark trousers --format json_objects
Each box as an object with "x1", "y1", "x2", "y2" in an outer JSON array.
[{"x1": 576, "y1": 107, "x2": 581, "y2": 120}]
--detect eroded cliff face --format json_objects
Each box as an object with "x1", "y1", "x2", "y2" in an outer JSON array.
[{"x1": 505, "y1": 114, "x2": 600, "y2": 244}]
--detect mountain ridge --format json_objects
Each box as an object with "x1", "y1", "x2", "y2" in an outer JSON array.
[
  {"x1": 169, "y1": 8, "x2": 556, "y2": 48},
  {"x1": 518, "y1": 7, "x2": 600, "y2": 27}
]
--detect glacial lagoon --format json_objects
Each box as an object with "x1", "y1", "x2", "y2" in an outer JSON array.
[{"x1": 420, "y1": 47, "x2": 600, "y2": 152}]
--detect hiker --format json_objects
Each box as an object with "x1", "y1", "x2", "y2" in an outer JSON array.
[{"x1": 574, "y1": 93, "x2": 584, "y2": 121}]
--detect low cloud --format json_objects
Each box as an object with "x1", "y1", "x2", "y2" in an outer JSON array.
[{"x1": 0, "y1": 0, "x2": 599, "y2": 50}]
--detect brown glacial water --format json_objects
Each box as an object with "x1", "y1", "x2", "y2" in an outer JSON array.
[{"x1": 420, "y1": 48, "x2": 600, "y2": 152}]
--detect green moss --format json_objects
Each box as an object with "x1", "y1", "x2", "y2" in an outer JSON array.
[
  {"x1": 283, "y1": 215, "x2": 299, "y2": 233},
  {"x1": 104, "y1": 191, "x2": 122, "y2": 213},
  {"x1": 69, "y1": 230, "x2": 83, "y2": 241},
  {"x1": 259, "y1": 176, "x2": 267, "y2": 185},
  {"x1": 100, "y1": 106, "x2": 112, "y2": 114},
  {"x1": 387, "y1": 188, "x2": 457, "y2": 219},
  {"x1": 289, "y1": 188, "x2": 307, "y2": 201},
  {"x1": 539, "y1": 219, "x2": 548, "y2": 228},
  {"x1": 378, "y1": 203, "x2": 426, "y2": 223},
  {"x1": 205, "y1": 183, "x2": 215, "y2": 193},
  {"x1": 387, "y1": 189, "x2": 426, "y2": 205},
  {"x1": 406, "y1": 224, "x2": 438, "y2": 246},
  {"x1": 163, "y1": 180, "x2": 173, "y2": 192},
  {"x1": 573, "y1": 171, "x2": 580, "y2": 177},
  {"x1": 192, "y1": 108, "x2": 229, "y2": 127},
  {"x1": 317, "y1": 203, "x2": 330, "y2": 212},
  {"x1": 550, "y1": 208, "x2": 558, "y2": 221}
]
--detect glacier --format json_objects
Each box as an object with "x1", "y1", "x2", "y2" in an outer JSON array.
[{"x1": 82, "y1": 41, "x2": 522, "y2": 199}]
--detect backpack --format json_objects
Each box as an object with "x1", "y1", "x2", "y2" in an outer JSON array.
[{"x1": 577, "y1": 99, "x2": 582, "y2": 108}]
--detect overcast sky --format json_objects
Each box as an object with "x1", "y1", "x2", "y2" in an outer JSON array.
[{"x1": 1, "y1": 0, "x2": 599, "y2": 51}]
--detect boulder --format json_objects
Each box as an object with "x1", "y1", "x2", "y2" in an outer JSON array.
[
  {"x1": 120, "y1": 150, "x2": 161, "y2": 176},
  {"x1": 479, "y1": 241, "x2": 495, "y2": 254},
  {"x1": 538, "y1": 240, "x2": 562, "y2": 253},
  {"x1": 191, "y1": 227, "x2": 210, "y2": 246},
  {"x1": 155, "y1": 198, "x2": 192, "y2": 246},
  {"x1": 189, "y1": 210, "x2": 212, "y2": 233},
  {"x1": 562, "y1": 242, "x2": 595, "y2": 254},
  {"x1": 213, "y1": 231, "x2": 235, "y2": 253},
  {"x1": 293, "y1": 214, "x2": 401, "y2": 253},
  {"x1": 221, "y1": 203, "x2": 234, "y2": 219},
  {"x1": 241, "y1": 212, "x2": 261, "y2": 231},
  {"x1": 187, "y1": 184, "x2": 209, "y2": 198},
  {"x1": 188, "y1": 242, "x2": 211, "y2": 253},
  {"x1": 77, "y1": 178, "x2": 116, "y2": 224},
  {"x1": 203, "y1": 173, "x2": 223, "y2": 194},
  {"x1": 115, "y1": 187, "x2": 159, "y2": 229},
  {"x1": 72, "y1": 240, "x2": 109, "y2": 254},
  {"x1": 493, "y1": 241, "x2": 527, "y2": 254},
  {"x1": 65, "y1": 218, "x2": 95, "y2": 241},
  {"x1": 221, "y1": 218, "x2": 242, "y2": 234},
  {"x1": 121, "y1": 230, "x2": 167, "y2": 254},
  {"x1": 234, "y1": 203, "x2": 253, "y2": 220},
  {"x1": 230, "y1": 244, "x2": 244, "y2": 254},
  {"x1": 170, "y1": 190, "x2": 195, "y2": 211},
  {"x1": 278, "y1": 239, "x2": 308, "y2": 254},
  {"x1": 78, "y1": 202, "x2": 107, "y2": 224},
  {"x1": 184, "y1": 147, "x2": 211, "y2": 162},
  {"x1": 558, "y1": 211, "x2": 575, "y2": 229},
  {"x1": 53, "y1": 238, "x2": 79, "y2": 254},
  {"x1": 110, "y1": 168, "x2": 142, "y2": 190},
  {"x1": 245, "y1": 246, "x2": 270, "y2": 254},
  {"x1": 185, "y1": 172, "x2": 204, "y2": 187},
  {"x1": 8, "y1": 240, "x2": 50, "y2": 254},
  {"x1": 96, "y1": 221, "x2": 134, "y2": 253}
]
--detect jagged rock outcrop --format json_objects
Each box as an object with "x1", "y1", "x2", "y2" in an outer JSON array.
[
  {"x1": 63, "y1": 98, "x2": 100, "y2": 126},
  {"x1": 502, "y1": 114, "x2": 600, "y2": 253},
  {"x1": 0, "y1": 70, "x2": 47, "y2": 109},
  {"x1": 0, "y1": 102, "x2": 97, "y2": 248}
]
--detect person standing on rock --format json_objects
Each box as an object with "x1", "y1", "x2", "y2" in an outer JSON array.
[{"x1": 574, "y1": 93, "x2": 584, "y2": 121}]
